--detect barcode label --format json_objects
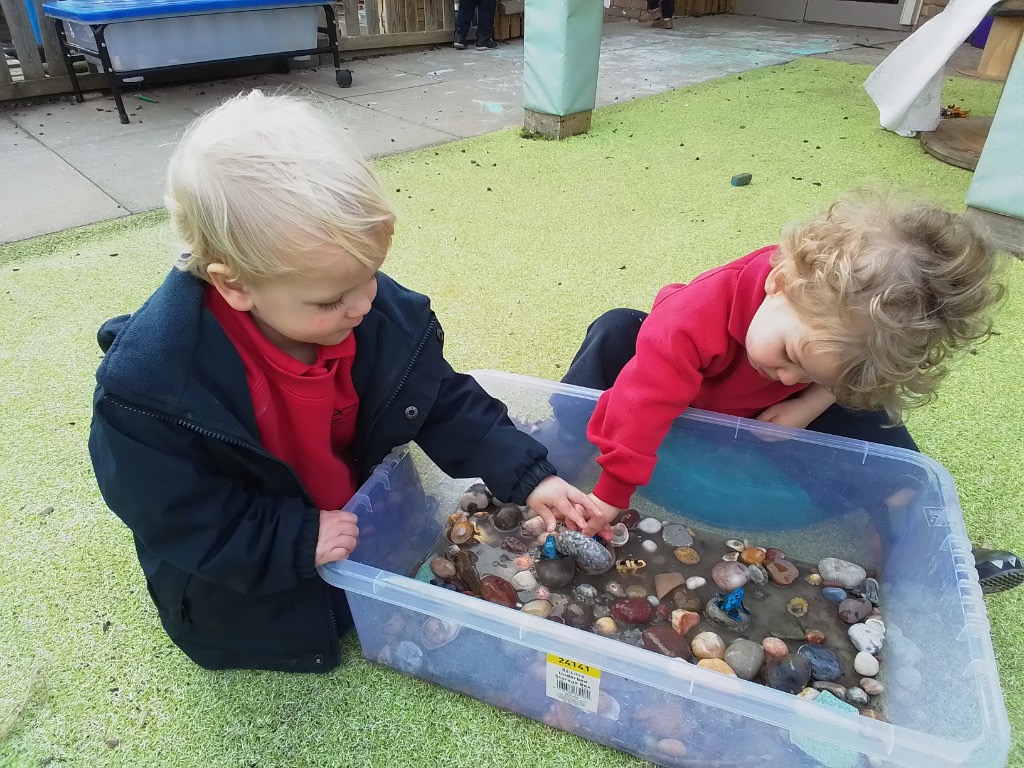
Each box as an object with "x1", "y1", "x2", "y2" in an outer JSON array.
[{"x1": 546, "y1": 654, "x2": 600, "y2": 712}]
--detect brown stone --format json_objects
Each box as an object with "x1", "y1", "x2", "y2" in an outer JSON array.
[
  {"x1": 642, "y1": 627, "x2": 694, "y2": 660},
  {"x1": 766, "y1": 558, "x2": 799, "y2": 586},
  {"x1": 611, "y1": 597, "x2": 654, "y2": 624},
  {"x1": 479, "y1": 574, "x2": 517, "y2": 608},
  {"x1": 670, "y1": 609, "x2": 701, "y2": 636}
]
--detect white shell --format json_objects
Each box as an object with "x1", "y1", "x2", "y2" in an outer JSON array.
[{"x1": 725, "y1": 539, "x2": 744, "y2": 552}]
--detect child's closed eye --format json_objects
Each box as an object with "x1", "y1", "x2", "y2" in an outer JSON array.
[{"x1": 317, "y1": 298, "x2": 346, "y2": 311}]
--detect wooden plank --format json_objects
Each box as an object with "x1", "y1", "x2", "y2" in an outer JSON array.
[
  {"x1": 0, "y1": 71, "x2": 107, "y2": 100},
  {"x1": 965, "y1": 206, "x2": 1024, "y2": 259},
  {"x1": 440, "y1": 0, "x2": 454, "y2": 29},
  {"x1": 341, "y1": 0, "x2": 362, "y2": 35},
  {"x1": 0, "y1": 0, "x2": 45, "y2": 80},
  {"x1": 977, "y1": 16, "x2": 1024, "y2": 81},
  {"x1": 338, "y1": 27, "x2": 453, "y2": 49},
  {"x1": 423, "y1": 0, "x2": 437, "y2": 31},
  {"x1": 364, "y1": 0, "x2": 381, "y2": 33},
  {"x1": 32, "y1": 0, "x2": 64, "y2": 75},
  {"x1": 0, "y1": 50, "x2": 12, "y2": 84},
  {"x1": 382, "y1": 0, "x2": 400, "y2": 31}
]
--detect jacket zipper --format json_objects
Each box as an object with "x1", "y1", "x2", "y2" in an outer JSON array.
[{"x1": 107, "y1": 397, "x2": 340, "y2": 640}]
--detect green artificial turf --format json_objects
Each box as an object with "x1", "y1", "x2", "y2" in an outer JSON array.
[{"x1": 1, "y1": 57, "x2": 1022, "y2": 767}]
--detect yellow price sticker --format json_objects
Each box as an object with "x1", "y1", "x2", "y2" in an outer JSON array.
[{"x1": 546, "y1": 654, "x2": 600, "y2": 678}]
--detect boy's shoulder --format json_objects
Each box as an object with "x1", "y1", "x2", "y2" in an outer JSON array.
[{"x1": 653, "y1": 246, "x2": 776, "y2": 310}]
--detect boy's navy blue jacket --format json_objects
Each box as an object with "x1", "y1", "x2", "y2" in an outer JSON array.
[{"x1": 89, "y1": 268, "x2": 555, "y2": 673}]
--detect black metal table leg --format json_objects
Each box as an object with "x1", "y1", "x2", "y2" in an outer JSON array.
[
  {"x1": 322, "y1": 4, "x2": 351, "y2": 87},
  {"x1": 92, "y1": 25, "x2": 130, "y2": 124},
  {"x1": 53, "y1": 19, "x2": 84, "y2": 104}
]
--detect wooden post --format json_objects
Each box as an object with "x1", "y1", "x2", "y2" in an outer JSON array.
[
  {"x1": 523, "y1": 109, "x2": 592, "y2": 139},
  {"x1": 365, "y1": 0, "x2": 381, "y2": 34},
  {"x1": 977, "y1": 16, "x2": 1024, "y2": 80},
  {"x1": 0, "y1": 0, "x2": 45, "y2": 80}
]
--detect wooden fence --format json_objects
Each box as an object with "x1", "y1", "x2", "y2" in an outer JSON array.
[
  {"x1": 0, "y1": 0, "x2": 106, "y2": 100},
  {"x1": 336, "y1": 0, "x2": 458, "y2": 52}
]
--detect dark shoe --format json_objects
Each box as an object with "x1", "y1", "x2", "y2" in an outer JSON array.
[
  {"x1": 639, "y1": 6, "x2": 661, "y2": 21},
  {"x1": 453, "y1": 33, "x2": 467, "y2": 49},
  {"x1": 651, "y1": 18, "x2": 673, "y2": 29},
  {"x1": 476, "y1": 37, "x2": 499, "y2": 49},
  {"x1": 974, "y1": 548, "x2": 1024, "y2": 594}
]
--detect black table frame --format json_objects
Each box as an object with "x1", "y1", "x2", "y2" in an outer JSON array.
[{"x1": 52, "y1": 3, "x2": 349, "y2": 124}]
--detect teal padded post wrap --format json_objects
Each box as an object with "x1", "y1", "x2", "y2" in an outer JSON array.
[
  {"x1": 522, "y1": 0, "x2": 604, "y2": 116},
  {"x1": 966, "y1": 44, "x2": 1024, "y2": 219}
]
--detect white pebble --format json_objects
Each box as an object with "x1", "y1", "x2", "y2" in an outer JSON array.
[
  {"x1": 637, "y1": 517, "x2": 663, "y2": 534},
  {"x1": 854, "y1": 651, "x2": 879, "y2": 677},
  {"x1": 511, "y1": 571, "x2": 537, "y2": 590},
  {"x1": 647, "y1": 595, "x2": 660, "y2": 606},
  {"x1": 848, "y1": 622, "x2": 885, "y2": 655},
  {"x1": 685, "y1": 576, "x2": 706, "y2": 590},
  {"x1": 641, "y1": 539, "x2": 658, "y2": 553}
]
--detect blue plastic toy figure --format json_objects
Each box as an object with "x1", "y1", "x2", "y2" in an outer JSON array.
[
  {"x1": 715, "y1": 587, "x2": 751, "y2": 622},
  {"x1": 542, "y1": 534, "x2": 558, "y2": 560}
]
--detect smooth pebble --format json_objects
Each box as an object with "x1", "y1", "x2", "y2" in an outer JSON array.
[{"x1": 637, "y1": 518, "x2": 663, "y2": 534}]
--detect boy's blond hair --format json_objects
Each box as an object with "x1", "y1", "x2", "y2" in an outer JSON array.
[
  {"x1": 166, "y1": 90, "x2": 396, "y2": 282},
  {"x1": 773, "y1": 190, "x2": 1005, "y2": 421}
]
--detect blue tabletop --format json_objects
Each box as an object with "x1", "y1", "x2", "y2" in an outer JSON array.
[{"x1": 43, "y1": 0, "x2": 326, "y2": 23}]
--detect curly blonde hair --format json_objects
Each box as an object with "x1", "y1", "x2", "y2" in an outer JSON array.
[
  {"x1": 773, "y1": 191, "x2": 1006, "y2": 421},
  {"x1": 167, "y1": 90, "x2": 396, "y2": 283}
]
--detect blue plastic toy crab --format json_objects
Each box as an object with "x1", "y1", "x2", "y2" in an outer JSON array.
[
  {"x1": 542, "y1": 534, "x2": 558, "y2": 560},
  {"x1": 714, "y1": 587, "x2": 752, "y2": 622}
]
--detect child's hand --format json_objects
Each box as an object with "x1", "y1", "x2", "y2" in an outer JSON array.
[
  {"x1": 315, "y1": 509, "x2": 360, "y2": 566},
  {"x1": 526, "y1": 476, "x2": 604, "y2": 534},
  {"x1": 755, "y1": 384, "x2": 836, "y2": 440},
  {"x1": 580, "y1": 493, "x2": 620, "y2": 539}
]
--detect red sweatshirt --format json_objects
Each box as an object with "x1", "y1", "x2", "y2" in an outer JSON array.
[
  {"x1": 589, "y1": 246, "x2": 807, "y2": 508},
  {"x1": 206, "y1": 287, "x2": 360, "y2": 511}
]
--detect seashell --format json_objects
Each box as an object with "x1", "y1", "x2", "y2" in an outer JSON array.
[
  {"x1": 609, "y1": 523, "x2": 630, "y2": 547},
  {"x1": 674, "y1": 546, "x2": 701, "y2": 565},
  {"x1": 721, "y1": 551, "x2": 740, "y2": 562},
  {"x1": 786, "y1": 597, "x2": 809, "y2": 617},
  {"x1": 448, "y1": 513, "x2": 468, "y2": 528},
  {"x1": 725, "y1": 539, "x2": 744, "y2": 552},
  {"x1": 449, "y1": 519, "x2": 476, "y2": 545},
  {"x1": 421, "y1": 617, "x2": 461, "y2": 649},
  {"x1": 685, "y1": 576, "x2": 706, "y2": 591}
]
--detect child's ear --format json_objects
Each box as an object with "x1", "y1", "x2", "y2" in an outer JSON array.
[
  {"x1": 207, "y1": 263, "x2": 255, "y2": 311},
  {"x1": 765, "y1": 265, "x2": 786, "y2": 296}
]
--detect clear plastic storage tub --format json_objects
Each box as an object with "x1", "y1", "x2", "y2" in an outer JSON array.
[
  {"x1": 44, "y1": 0, "x2": 321, "y2": 72},
  {"x1": 319, "y1": 371, "x2": 1009, "y2": 768}
]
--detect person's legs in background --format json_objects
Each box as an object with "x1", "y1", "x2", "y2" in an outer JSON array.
[
  {"x1": 474, "y1": 0, "x2": 498, "y2": 48},
  {"x1": 652, "y1": 0, "x2": 675, "y2": 28},
  {"x1": 556, "y1": 307, "x2": 1022, "y2": 593},
  {"x1": 454, "y1": 0, "x2": 478, "y2": 48}
]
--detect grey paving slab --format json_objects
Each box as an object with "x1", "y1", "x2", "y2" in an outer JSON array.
[
  {"x1": 0, "y1": 117, "x2": 125, "y2": 243},
  {"x1": 51, "y1": 123, "x2": 187, "y2": 213},
  {"x1": 143, "y1": 73, "x2": 299, "y2": 115},
  {"x1": 596, "y1": 42, "x2": 793, "y2": 106},
  {"x1": 4, "y1": 93, "x2": 197, "y2": 150},
  {"x1": 280, "y1": 60, "x2": 443, "y2": 99},
  {"x1": 317, "y1": 97, "x2": 459, "y2": 156},
  {"x1": 344, "y1": 80, "x2": 519, "y2": 139}
]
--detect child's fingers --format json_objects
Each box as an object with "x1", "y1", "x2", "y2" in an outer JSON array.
[
  {"x1": 566, "y1": 487, "x2": 603, "y2": 518},
  {"x1": 532, "y1": 504, "x2": 558, "y2": 532}
]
